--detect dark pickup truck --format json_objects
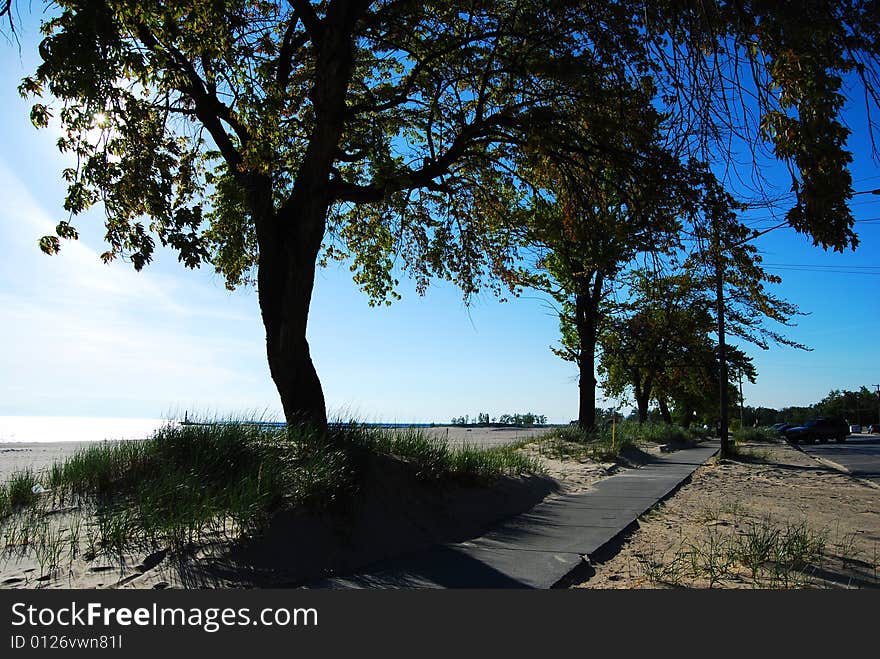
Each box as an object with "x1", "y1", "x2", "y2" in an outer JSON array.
[{"x1": 783, "y1": 418, "x2": 849, "y2": 444}]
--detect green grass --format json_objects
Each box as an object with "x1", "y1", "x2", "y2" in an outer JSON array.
[
  {"x1": 0, "y1": 469, "x2": 40, "y2": 519},
  {"x1": 0, "y1": 419, "x2": 540, "y2": 565},
  {"x1": 351, "y1": 426, "x2": 541, "y2": 482},
  {"x1": 528, "y1": 421, "x2": 699, "y2": 463},
  {"x1": 637, "y1": 511, "x2": 836, "y2": 589},
  {"x1": 37, "y1": 421, "x2": 357, "y2": 551},
  {"x1": 733, "y1": 427, "x2": 779, "y2": 443}
]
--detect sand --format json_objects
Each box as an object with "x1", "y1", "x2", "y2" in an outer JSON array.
[
  {"x1": 423, "y1": 425, "x2": 555, "y2": 448},
  {"x1": 13, "y1": 432, "x2": 871, "y2": 590},
  {"x1": 576, "y1": 440, "x2": 880, "y2": 589},
  {"x1": 0, "y1": 442, "x2": 99, "y2": 483}
]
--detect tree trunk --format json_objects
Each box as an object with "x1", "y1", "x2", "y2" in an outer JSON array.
[
  {"x1": 679, "y1": 403, "x2": 694, "y2": 428},
  {"x1": 252, "y1": 5, "x2": 361, "y2": 432},
  {"x1": 658, "y1": 397, "x2": 672, "y2": 424},
  {"x1": 634, "y1": 381, "x2": 650, "y2": 423},
  {"x1": 257, "y1": 202, "x2": 328, "y2": 430},
  {"x1": 715, "y1": 248, "x2": 731, "y2": 457},
  {"x1": 576, "y1": 290, "x2": 599, "y2": 431},
  {"x1": 633, "y1": 369, "x2": 653, "y2": 423}
]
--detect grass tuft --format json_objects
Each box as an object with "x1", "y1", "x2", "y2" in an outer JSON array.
[
  {"x1": 637, "y1": 510, "x2": 837, "y2": 589},
  {"x1": 351, "y1": 426, "x2": 541, "y2": 483},
  {"x1": 525, "y1": 421, "x2": 699, "y2": 463},
  {"x1": 0, "y1": 470, "x2": 40, "y2": 519}
]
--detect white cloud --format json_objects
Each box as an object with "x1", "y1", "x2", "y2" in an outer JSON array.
[{"x1": 0, "y1": 159, "x2": 278, "y2": 417}]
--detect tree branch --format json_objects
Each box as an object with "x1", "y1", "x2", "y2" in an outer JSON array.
[
  {"x1": 330, "y1": 108, "x2": 525, "y2": 203},
  {"x1": 133, "y1": 23, "x2": 248, "y2": 172},
  {"x1": 276, "y1": 16, "x2": 310, "y2": 88},
  {"x1": 287, "y1": 0, "x2": 323, "y2": 46}
]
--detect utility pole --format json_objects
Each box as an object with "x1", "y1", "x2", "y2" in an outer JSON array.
[
  {"x1": 875, "y1": 385, "x2": 880, "y2": 426},
  {"x1": 739, "y1": 368, "x2": 745, "y2": 428},
  {"x1": 715, "y1": 262, "x2": 730, "y2": 455},
  {"x1": 713, "y1": 218, "x2": 731, "y2": 457},
  {"x1": 709, "y1": 188, "x2": 879, "y2": 459}
]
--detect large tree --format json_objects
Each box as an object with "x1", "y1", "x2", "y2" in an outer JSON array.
[
  {"x1": 653, "y1": 340, "x2": 756, "y2": 428},
  {"x1": 516, "y1": 90, "x2": 689, "y2": 430},
  {"x1": 7, "y1": 1, "x2": 879, "y2": 430},
  {"x1": 599, "y1": 270, "x2": 716, "y2": 423},
  {"x1": 12, "y1": 0, "x2": 647, "y2": 428}
]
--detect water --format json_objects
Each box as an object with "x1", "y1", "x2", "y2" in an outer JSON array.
[{"x1": 0, "y1": 416, "x2": 171, "y2": 443}]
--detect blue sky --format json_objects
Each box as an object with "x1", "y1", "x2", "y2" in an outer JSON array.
[{"x1": 1, "y1": 16, "x2": 878, "y2": 424}]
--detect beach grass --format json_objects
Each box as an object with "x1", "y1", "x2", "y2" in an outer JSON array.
[
  {"x1": 0, "y1": 419, "x2": 539, "y2": 562},
  {"x1": 0, "y1": 469, "x2": 40, "y2": 519},
  {"x1": 356, "y1": 426, "x2": 540, "y2": 482},
  {"x1": 526, "y1": 421, "x2": 700, "y2": 463},
  {"x1": 638, "y1": 512, "x2": 831, "y2": 589},
  {"x1": 732, "y1": 427, "x2": 779, "y2": 443}
]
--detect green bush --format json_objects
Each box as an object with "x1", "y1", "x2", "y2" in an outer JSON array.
[{"x1": 733, "y1": 427, "x2": 778, "y2": 443}]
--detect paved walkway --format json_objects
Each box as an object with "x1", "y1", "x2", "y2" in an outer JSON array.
[{"x1": 310, "y1": 441, "x2": 719, "y2": 589}]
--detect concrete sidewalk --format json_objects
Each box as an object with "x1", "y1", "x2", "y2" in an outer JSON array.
[{"x1": 310, "y1": 441, "x2": 719, "y2": 589}]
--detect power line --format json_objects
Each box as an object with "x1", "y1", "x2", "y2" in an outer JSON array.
[
  {"x1": 743, "y1": 210, "x2": 880, "y2": 227},
  {"x1": 761, "y1": 262, "x2": 880, "y2": 269},
  {"x1": 739, "y1": 190, "x2": 880, "y2": 225},
  {"x1": 743, "y1": 215, "x2": 880, "y2": 231},
  {"x1": 763, "y1": 267, "x2": 880, "y2": 276}
]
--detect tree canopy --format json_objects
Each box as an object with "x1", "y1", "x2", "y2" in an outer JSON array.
[{"x1": 18, "y1": 1, "x2": 649, "y2": 294}]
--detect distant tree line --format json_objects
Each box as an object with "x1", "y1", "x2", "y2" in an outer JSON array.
[
  {"x1": 451, "y1": 413, "x2": 547, "y2": 427},
  {"x1": 740, "y1": 387, "x2": 880, "y2": 427}
]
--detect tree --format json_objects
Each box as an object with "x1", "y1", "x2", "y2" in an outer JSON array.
[
  {"x1": 642, "y1": 1, "x2": 878, "y2": 252},
  {"x1": 681, "y1": 166, "x2": 809, "y2": 454},
  {"x1": 598, "y1": 270, "x2": 710, "y2": 423},
  {"x1": 11, "y1": 0, "x2": 649, "y2": 429},
  {"x1": 655, "y1": 341, "x2": 756, "y2": 428},
  {"x1": 600, "y1": 268, "x2": 758, "y2": 426},
  {"x1": 815, "y1": 387, "x2": 880, "y2": 425},
  {"x1": 7, "y1": 1, "x2": 879, "y2": 432},
  {"x1": 516, "y1": 84, "x2": 689, "y2": 431},
  {"x1": 741, "y1": 406, "x2": 782, "y2": 428}
]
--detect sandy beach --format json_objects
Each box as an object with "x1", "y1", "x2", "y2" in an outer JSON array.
[
  {"x1": 0, "y1": 442, "x2": 98, "y2": 483},
  {"x1": 423, "y1": 425, "x2": 553, "y2": 447}
]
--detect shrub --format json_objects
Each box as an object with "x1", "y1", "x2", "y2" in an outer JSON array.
[{"x1": 733, "y1": 427, "x2": 778, "y2": 443}]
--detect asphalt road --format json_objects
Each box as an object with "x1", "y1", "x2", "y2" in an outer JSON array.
[{"x1": 799, "y1": 434, "x2": 880, "y2": 484}]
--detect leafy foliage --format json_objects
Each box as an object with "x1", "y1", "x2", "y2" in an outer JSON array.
[
  {"x1": 17, "y1": 1, "x2": 653, "y2": 299},
  {"x1": 599, "y1": 270, "x2": 717, "y2": 419},
  {"x1": 15, "y1": 1, "x2": 879, "y2": 293},
  {"x1": 451, "y1": 412, "x2": 546, "y2": 426},
  {"x1": 745, "y1": 386, "x2": 880, "y2": 427}
]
